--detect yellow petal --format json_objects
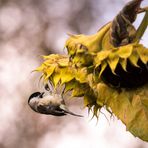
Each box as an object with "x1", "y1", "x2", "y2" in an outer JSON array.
[
  {"x1": 44, "y1": 66, "x2": 56, "y2": 79},
  {"x1": 107, "y1": 53, "x2": 119, "y2": 74},
  {"x1": 58, "y1": 57, "x2": 69, "y2": 67},
  {"x1": 128, "y1": 49, "x2": 139, "y2": 67},
  {"x1": 52, "y1": 72, "x2": 61, "y2": 87},
  {"x1": 60, "y1": 67, "x2": 75, "y2": 84},
  {"x1": 117, "y1": 44, "x2": 133, "y2": 58},
  {"x1": 35, "y1": 65, "x2": 45, "y2": 72},
  {"x1": 119, "y1": 58, "x2": 127, "y2": 71},
  {"x1": 137, "y1": 46, "x2": 148, "y2": 64},
  {"x1": 75, "y1": 67, "x2": 88, "y2": 83},
  {"x1": 99, "y1": 62, "x2": 107, "y2": 78},
  {"x1": 96, "y1": 50, "x2": 111, "y2": 61}
]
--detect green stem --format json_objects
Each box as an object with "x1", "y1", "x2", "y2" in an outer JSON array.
[
  {"x1": 136, "y1": 10, "x2": 148, "y2": 41},
  {"x1": 138, "y1": 7, "x2": 148, "y2": 14}
]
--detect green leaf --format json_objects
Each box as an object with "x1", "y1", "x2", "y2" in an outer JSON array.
[
  {"x1": 92, "y1": 105, "x2": 101, "y2": 119},
  {"x1": 83, "y1": 93, "x2": 97, "y2": 107},
  {"x1": 72, "y1": 88, "x2": 85, "y2": 97},
  {"x1": 72, "y1": 84, "x2": 88, "y2": 97},
  {"x1": 96, "y1": 83, "x2": 148, "y2": 141},
  {"x1": 64, "y1": 80, "x2": 78, "y2": 92},
  {"x1": 96, "y1": 83, "x2": 114, "y2": 106}
]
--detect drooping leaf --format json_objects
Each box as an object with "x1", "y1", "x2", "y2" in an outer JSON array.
[
  {"x1": 96, "y1": 83, "x2": 148, "y2": 141},
  {"x1": 72, "y1": 84, "x2": 89, "y2": 97},
  {"x1": 66, "y1": 22, "x2": 111, "y2": 54},
  {"x1": 96, "y1": 83, "x2": 114, "y2": 107},
  {"x1": 64, "y1": 80, "x2": 77, "y2": 93},
  {"x1": 83, "y1": 91, "x2": 97, "y2": 108},
  {"x1": 92, "y1": 105, "x2": 101, "y2": 119},
  {"x1": 110, "y1": 0, "x2": 142, "y2": 47}
]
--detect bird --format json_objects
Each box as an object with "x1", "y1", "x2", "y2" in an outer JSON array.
[{"x1": 28, "y1": 91, "x2": 83, "y2": 117}]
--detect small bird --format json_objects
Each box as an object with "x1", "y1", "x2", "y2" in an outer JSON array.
[{"x1": 28, "y1": 91, "x2": 83, "y2": 117}]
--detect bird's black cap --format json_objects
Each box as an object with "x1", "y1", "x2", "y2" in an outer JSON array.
[{"x1": 28, "y1": 92, "x2": 43, "y2": 103}]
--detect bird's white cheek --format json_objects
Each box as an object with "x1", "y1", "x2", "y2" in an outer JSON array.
[{"x1": 29, "y1": 99, "x2": 39, "y2": 111}]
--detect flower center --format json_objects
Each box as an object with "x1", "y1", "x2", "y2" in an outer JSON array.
[{"x1": 101, "y1": 59, "x2": 148, "y2": 89}]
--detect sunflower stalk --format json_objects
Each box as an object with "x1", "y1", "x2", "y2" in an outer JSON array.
[
  {"x1": 136, "y1": 10, "x2": 148, "y2": 41},
  {"x1": 138, "y1": 6, "x2": 148, "y2": 13}
]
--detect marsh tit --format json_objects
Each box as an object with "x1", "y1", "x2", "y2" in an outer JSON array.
[{"x1": 28, "y1": 91, "x2": 83, "y2": 117}]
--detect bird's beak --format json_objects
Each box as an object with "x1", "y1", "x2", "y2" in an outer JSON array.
[{"x1": 39, "y1": 92, "x2": 45, "y2": 98}]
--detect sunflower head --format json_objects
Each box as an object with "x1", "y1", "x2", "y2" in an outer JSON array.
[
  {"x1": 33, "y1": 0, "x2": 148, "y2": 142},
  {"x1": 94, "y1": 43, "x2": 148, "y2": 89}
]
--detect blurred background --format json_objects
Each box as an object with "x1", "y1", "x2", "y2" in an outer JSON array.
[{"x1": 0, "y1": 0, "x2": 148, "y2": 148}]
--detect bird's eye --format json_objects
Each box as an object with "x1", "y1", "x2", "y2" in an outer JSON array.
[{"x1": 45, "y1": 83, "x2": 50, "y2": 91}]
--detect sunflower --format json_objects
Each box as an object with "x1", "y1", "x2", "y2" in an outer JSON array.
[{"x1": 35, "y1": 0, "x2": 148, "y2": 141}]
